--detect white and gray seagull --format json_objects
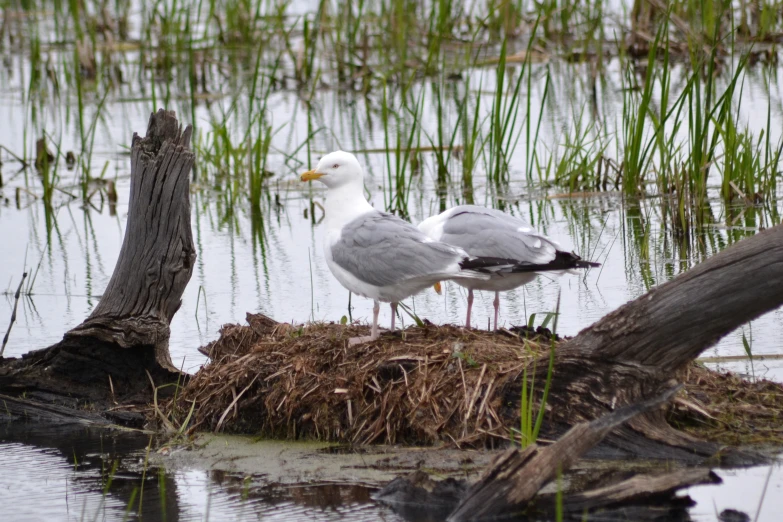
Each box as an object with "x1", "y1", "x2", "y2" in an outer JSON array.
[
  {"x1": 301, "y1": 151, "x2": 513, "y2": 345},
  {"x1": 418, "y1": 205, "x2": 599, "y2": 330}
]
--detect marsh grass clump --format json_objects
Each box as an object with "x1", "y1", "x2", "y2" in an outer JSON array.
[
  {"x1": 166, "y1": 314, "x2": 783, "y2": 450},
  {"x1": 669, "y1": 365, "x2": 783, "y2": 446},
  {"x1": 169, "y1": 313, "x2": 553, "y2": 447}
]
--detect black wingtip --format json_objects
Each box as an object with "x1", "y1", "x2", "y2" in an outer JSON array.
[
  {"x1": 510, "y1": 251, "x2": 600, "y2": 273},
  {"x1": 562, "y1": 251, "x2": 601, "y2": 269},
  {"x1": 460, "y1": 252, "x2": 599, "y2": 274},
  {"x1": 459, "y1": 256, "x2": 518, "y2": 272},
  {"x1": 572, "y1": 258, "x2": 601, "y2": 269}
]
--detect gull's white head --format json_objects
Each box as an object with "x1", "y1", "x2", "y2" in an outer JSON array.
[{"x1": 300, "y1": 150, "x2": 363, "y2": 189}]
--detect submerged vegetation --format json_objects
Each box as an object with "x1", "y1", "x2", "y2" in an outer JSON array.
[{"x1": 2, "y1": 0, "x2": 781, "y2": 268}]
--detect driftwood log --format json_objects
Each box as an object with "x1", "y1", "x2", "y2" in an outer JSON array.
[
  {"x1": 375, "y1": 386, "x2": 724, "y2": 520},
  {"x1": 0, "y1": 110, "x2": 195, "y2": 422},
  {"x1": 447, "y1": 387, "x2": 684, "y2": 520},
  {"x1": 378, "y1": 460, "x2": 722, "y2": 521},
  {"x1": 502, "y1": 223, "x2": 783, "y2": 464},
  {"x1": 376, "y1": 225, "x2": 782, "y2": 519}
]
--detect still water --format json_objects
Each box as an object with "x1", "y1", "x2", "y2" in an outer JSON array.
[
  {"x1": 1, "y1": 0, "x2": 783, "y2": 518},
  {"x1": 1, "y1": 424, "x2": 782, "y2": 521},
  {"x1": 0, "y1": 426, "x2": 403, "y2": 521}
]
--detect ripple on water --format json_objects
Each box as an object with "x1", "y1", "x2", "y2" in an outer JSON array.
[
  {"x1": 0, "y1": 441, "x2": 130, "y2": 521},
  {"x1": 0, "y1": 428, "x2": 402, "y2": 522}
]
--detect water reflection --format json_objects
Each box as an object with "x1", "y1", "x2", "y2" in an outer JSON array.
[
  {"x1": 687, "y1": 461, "x2": 783, "y2": 522},
  {"x1": 2, "y1": 420, "x2": 779, "y2": 521},
  {"x1": 0, "y1": 426, "x2": 402, "y2": 521},
  {"x1": 0, "y1": 424, "x2": 177, "y2": 521}
]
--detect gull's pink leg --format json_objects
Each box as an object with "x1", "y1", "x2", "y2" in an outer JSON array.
[
  {"x1": 493, "y1": 291, "x2": 500, "y2": 331},
  {"x1": 349, "y1": 300, "x2": 382, "y2": 346},
  {"x1": 371, "y1": 299, "x2": 381, "y2": 339},
  {"x1": 390, "y1": 302, "x2": 398, "y2": 332},
  {"x1": 466, "y1": 289, "x2": 474, "y2": 329}
]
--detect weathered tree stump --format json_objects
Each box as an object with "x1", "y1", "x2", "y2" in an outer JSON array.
[{"x1": 0, "y1": 110, "x2": 195, "y2": 418}]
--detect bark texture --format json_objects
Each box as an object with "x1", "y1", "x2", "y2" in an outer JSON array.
[
  {"x1": 568, "y1": 223, "x2": 783, "y2": 370},
  {"x1": 561, "y1": 468, "x2": 720, "y2": 512},
  {"x1": 66, "y1": 110, "x2": 196, "y2": 370},
  {"x1": 0, "y1": 110, "x2": 195, "y2": 408},
  {"x1": 498, "y1": 224, "x2": 783, "y2": 463},
  {"x1": 375, "y1": 387, "x2": 722, "y2": 521},
  {"x1": 447, "y1": 387, "x2": 680, "y2": 521}
]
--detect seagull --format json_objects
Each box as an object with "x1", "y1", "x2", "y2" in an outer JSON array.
[
  {"x1": 301, "y1": 151, "x2": 513, "y2": 345},
  {"x1": 418, "y1": 205, "x2": 599, "y2": 330}
]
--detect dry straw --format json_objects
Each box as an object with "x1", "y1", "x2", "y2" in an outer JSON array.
[
  {"x1": 173, "y1": 313, "x2": 552, "y2": 447},
  {"x1": 170, "y1": 314, "x2": 783, "y2": 448}
]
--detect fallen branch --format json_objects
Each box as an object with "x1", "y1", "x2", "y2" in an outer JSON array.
[
  {"x1": 447, "y1": 386, "x2": 681, "y2": 521},
  {"x1": 501, "y1": 224, "x2": 783, "y2": 463},
  {"x1": 568, "y1": 224, "x2": 783, "y2": 370},
  {"x1": 559, "y1": 467, "x2": 719, "y2": 513},
  {"x1": 374, "y1": 386, "x2": 722, "y2": 521}
]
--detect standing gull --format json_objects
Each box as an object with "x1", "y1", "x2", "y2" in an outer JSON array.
[
  {"x1": 301, "y1": 152, "x2": 511, "y2": 344},
  {"x1": 418, "y1": 205, "x2": 599, "y2": 330}
]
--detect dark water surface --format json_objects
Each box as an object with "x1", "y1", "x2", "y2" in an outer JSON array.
[
  {"x1": 0, "y1": 425, "x2": 402, "y2": 521},
  {"x1": 2, "y1": 425, "x2": 781, "y2": 521}
]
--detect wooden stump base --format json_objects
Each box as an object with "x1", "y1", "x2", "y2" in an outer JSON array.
[{"x1": 0, "y1": 109, "x2": 195, "y2": 425}]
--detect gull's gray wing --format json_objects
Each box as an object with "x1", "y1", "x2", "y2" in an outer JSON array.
[
  {"x1": 331, "y1": 211, "x2": 465, "y2": 287},
  {"x1": 439, "y1": 206, "x2": 558, "y2": 266}
]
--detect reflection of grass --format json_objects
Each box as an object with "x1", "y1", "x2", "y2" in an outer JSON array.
[{"x1": 2, "y1": 0, "x2": 782, "y2": 333}]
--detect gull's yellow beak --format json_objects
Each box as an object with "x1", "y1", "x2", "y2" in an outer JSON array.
[
  {"x1": 301, "y1": 169, "x2": 324, "y2": 182},
  {"x1": 433, "y1": 282, "x2": 442, "y2": 295}
]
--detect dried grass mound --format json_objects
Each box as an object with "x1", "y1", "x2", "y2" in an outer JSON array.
[
  {"x1": 170, "y1": 313, "x2": 783, "y2": 449},
  {"x1": 174, "y1": 313, "x2": 552, "y2": 446},
  {"x1": 670, "y1": 365, "x2": 783, "y2": 446}
]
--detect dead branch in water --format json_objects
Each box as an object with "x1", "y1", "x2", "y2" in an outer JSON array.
[
  {"x1": 447, "y1": 387, "x2": 681, "y2": 520},
  {"x1": 566, "y1": 224, "x2": 783, "y2": 371},
  {"x1": 374, "y1": 386, "x2": 723, "y2": 521},
  {"x1": 509, "y1": 224, "x2": 783, "y2": 462}
]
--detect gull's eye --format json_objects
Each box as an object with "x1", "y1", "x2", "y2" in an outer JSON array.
[{"x1": 332, "y1": 164, "x2": 339, "y2": 168}]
